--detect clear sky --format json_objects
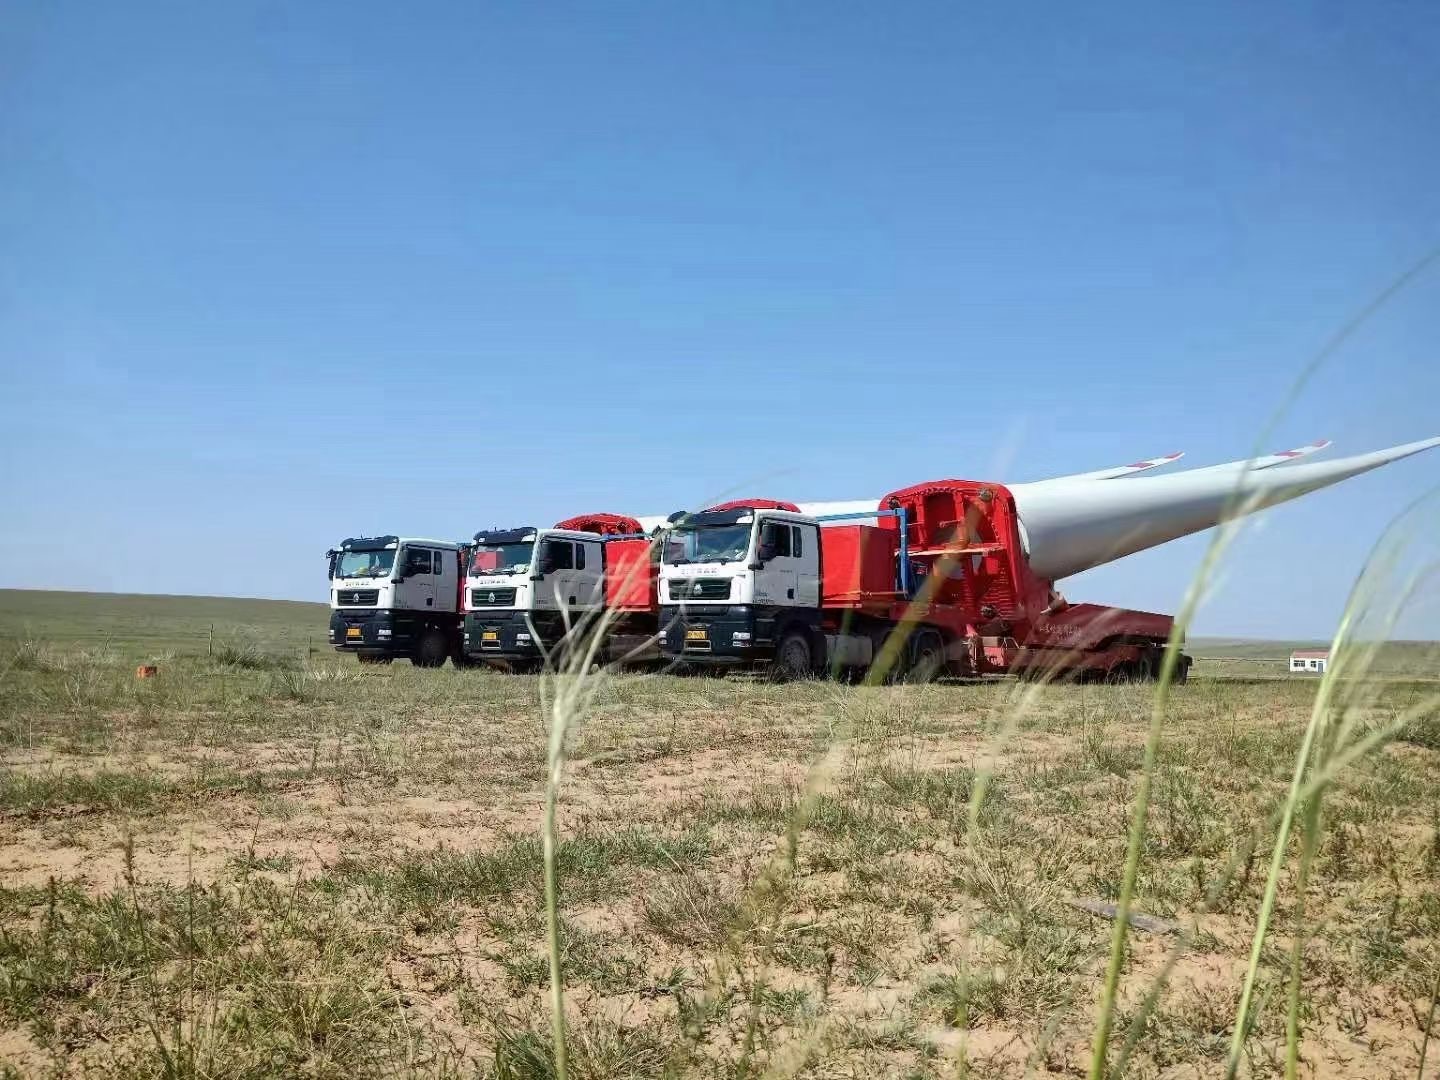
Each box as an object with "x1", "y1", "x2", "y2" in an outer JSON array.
[{"x1": 3, "y1": 2, "x2": 1438, "y2": 638}]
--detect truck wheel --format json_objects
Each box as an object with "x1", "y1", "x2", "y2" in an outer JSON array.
[
  {"x1": 773, "y1": 630, "x2": 814, "y2": 681},
  {"x1": 906, "y1": 629, "x2": 946, "y2": 684},
  {"x1": 413, "y1": 628, "x2": 449, "y2": 668}
]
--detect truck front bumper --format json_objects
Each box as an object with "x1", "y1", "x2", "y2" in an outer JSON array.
[
  {"x1": 330, "y1": 609, "x2": 401, "y2": 652},
  {"x1": 463, "y1": 611, "x2": 546, "y2": 659},
  {"x1": 657, "y1": 605, "x2": 776, "y2": 664}
]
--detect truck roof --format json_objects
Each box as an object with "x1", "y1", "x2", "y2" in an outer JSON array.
[
  {"x1": 473, "y1": 527, "x2": 537, "y2": 545},
  {"x1": 473, "y1": 526, "x2": 627, "y2": 545},
  {"x1": 338, "y1": 536, "x2": 461, "y2": 551},
  {"x1": 673, "y1": 507, "x2": 812, "y2": 528}
]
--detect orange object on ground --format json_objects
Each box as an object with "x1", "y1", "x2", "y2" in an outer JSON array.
[{"x1": 135, "y1": 665, "x2": 158, "y2": 679}]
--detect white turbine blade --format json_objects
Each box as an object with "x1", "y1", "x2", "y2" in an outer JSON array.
[
  {"x1": 1170, "y1": 438, "x2": 1333, "y2": 479},
  {"x1": 799, "y1": 453, "x2": 1188, "y2": 518},
  {"x1": 1015, "y1": 435, "x2": 1440, "y2": 581},
  {"x1": 1026, "y1": 451, "x2": 1186, "y2": 487},
  {"x1": 1261, "y1": 438, "x2": 1333, "y2": 466}
]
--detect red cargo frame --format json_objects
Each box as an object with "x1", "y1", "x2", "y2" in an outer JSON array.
[{"x1": 814, "y1": 480, "x2": 1179, "y2": 678}]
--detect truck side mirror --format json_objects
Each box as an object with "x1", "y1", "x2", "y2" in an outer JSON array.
[{"x1": 757, "y1": 543, "x2": 776, "y2": 563}]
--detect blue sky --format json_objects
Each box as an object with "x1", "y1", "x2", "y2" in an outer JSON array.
[{"x1": 2, "y1": 2, "x2": 1438, "y2": 638}]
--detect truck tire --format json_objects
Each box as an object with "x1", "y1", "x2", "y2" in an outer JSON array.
[
  {"x1": 413, "y1": 628, "x2": 449, "y2": 668},
  {"x1": 906, "y1": 629, "x2": 946, "y2": 684},
  {"x1": 773, "y1": 629, "x2": 815, "y2": 681}
]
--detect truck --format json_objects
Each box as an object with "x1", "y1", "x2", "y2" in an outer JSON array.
[
  {"x1": 462, "y1": 513, "x2": 659, "y2": 671},
  {"x1": 326, "y1": 535, "x2": 468, "y2": 665},
  {"x1": 656, "y1": 484, "x2": 1190, "y2": 683}
]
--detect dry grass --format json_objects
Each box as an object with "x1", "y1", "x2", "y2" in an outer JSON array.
[{"x1": 1, "y1": 633, "x2": 1437, "y2": 1078}]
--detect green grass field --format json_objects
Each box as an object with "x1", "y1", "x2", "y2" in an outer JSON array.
[
  {"x1": 0, "y1": 590, "x2": 1437, "y2": 1077},
  {"x1": 0, "y1": 589, "x2": 328, "y2": 662}
]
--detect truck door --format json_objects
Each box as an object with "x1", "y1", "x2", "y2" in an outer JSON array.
[
  {"x1": 397, "y1": 545, "x2": 437, "y2": 611},
  {"x1": 532, "y1": 537, "x2": 578, "y2": 613},
  {"x1": 431, "y1": 549, "x2": 457, "y2": 613},
  {"x1": 576, "y1": 540, "x2": 604, "y2": 610},
  {"x1": 755, "y1": 520, "x2": 800, "y2": 607},
  {"x1": 794, "y1": 525, "x2": 820, "y2": 605}
]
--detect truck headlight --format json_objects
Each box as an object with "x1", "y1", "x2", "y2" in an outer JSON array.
[
  {"x1": 328, "y1": 628, "x2": 335, "y2": 640},
  {"x1": 657, "y1": 630, "x2": 668, "y2": 642},
  {"x1": 377, "y1": 628, "x2": 391, "y2": 639},
  {"x1": 732, "y1": 631, "x2": 752, "y2": 643},
  {"x1": 516, "y1": 632, "x2": 531, "y2": 643}
]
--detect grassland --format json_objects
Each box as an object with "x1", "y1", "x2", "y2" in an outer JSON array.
[
  {"x1": 1, "y1": 591, "x2": 1437, "y2": 1078},
  {"x1": 0, "y1": 589, "x2": 327, "y2": 662}
]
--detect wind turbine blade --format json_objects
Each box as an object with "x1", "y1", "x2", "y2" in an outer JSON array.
[
  {"x1": 1026, "y1": 451, "x2": 1186, "y2": 487},
  {"x1": 1015, "y1": 436, "x2": 1440, "y2": 581},
  {"x1": 1168, "y1": 438, "x2": 1333, "y2": 479}
]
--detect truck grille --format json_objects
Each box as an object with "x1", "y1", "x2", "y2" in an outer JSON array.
[
  {"x1": 337, "y1": 589, "x2": 379, "y2": 606},
  {"x1": 471, "y1": 587, "x2": 518, "y2": 607},
  {"x1": 668, "y1": 578, "x2": 731, "y2": 601}
]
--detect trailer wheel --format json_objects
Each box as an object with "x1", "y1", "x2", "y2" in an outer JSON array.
[
  {"x1": 774, "y1": 630, "x2": 815, "y2": 681},
  {"x1": 906, "y1": 629, "x2": 946, "y2": 684},
  {"x1": 413, "y1": 628, "x2": 449, "y2": 668}
]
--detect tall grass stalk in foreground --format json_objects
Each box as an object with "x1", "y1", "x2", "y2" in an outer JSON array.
[
  {"x1": 1225, "y1": 494, "x2": 1439, "y2": 1079},
  {"x1": 1085, "y1": 246, "x2": 1440, "y2": 1079},
  {"x1": 538, "y1": 608, "x2": 613, "y2": 1080},
  {"x1": 535, "y1": 535, "x2": 678, "y2": 1080}
]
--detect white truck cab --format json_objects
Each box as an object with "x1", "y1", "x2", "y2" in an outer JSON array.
[
  {"x1": 656, "y1": 507, "x2": 824, "y2": 673},
  {"x1": 462, "y1": 527, "x2": 608, "y2": 667},
  {"x1": 326, "y1": 535, "x2": 465, "y2": 665}
]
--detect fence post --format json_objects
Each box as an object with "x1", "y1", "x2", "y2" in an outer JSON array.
[{"x1": 207, "y1": 624, "x2": 214, "y2": 657}]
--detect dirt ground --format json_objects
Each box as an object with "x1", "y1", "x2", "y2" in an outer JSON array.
[{"x1": 1, "y1": 650, "x2": 1438, "y2": 1077}]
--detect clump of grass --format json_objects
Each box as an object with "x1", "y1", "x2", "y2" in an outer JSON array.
[
  {"x1": 488, "y1": 1012, "x2": 669, "y2": 1080},
  {"x1": 1, "y1": 640, "x2": 63, "y2": 674},
  {"x1": 1397, "y1": 712, "x2": 1440, "y2": 751},
  {"x1": 210, "y1": 639, "x2": 297, "y2": 671},
  {"x1": 322, "y1": 826, "x2": 714, "y2": 918},
  {"x1": 0, "y1": 769, "x2": 178, "y2": 814},
  {"x1": 0, "y1": 862, "x2": 424, "y2": 1075},
  {"x1": 640, "y1": 872, "x2": 742, "y2": 948}
]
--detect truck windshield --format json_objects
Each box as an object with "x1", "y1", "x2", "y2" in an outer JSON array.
[
  {"x1": 335, "y1": 550, "x2": 395, "y2": 578},
  {"x1": 663, "y1": 524, "x2": 753, "y2": 564},
  {"x1": 470, "y1": 543, "x2": 533, "y2": 576}
]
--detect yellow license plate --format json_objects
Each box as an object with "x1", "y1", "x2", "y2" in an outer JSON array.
[
  {"x1": 346, "y1": 627, "x2": 362, "y2": 640},
  {"x1": 685, "y1": 628, "x2": 708, "y2": 641},
  {"x1": 481, "y1": 631, "x2": 499, "y2": 641}
]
